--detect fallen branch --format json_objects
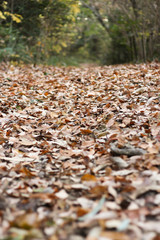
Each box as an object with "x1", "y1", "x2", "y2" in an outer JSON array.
[{"x1": 110, "y1": 143, "x2": 146, "y2": 156}]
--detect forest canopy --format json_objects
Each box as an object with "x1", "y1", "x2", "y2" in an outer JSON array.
[{"x1": 0, "y1": 0, "x2": 160, "y2": 65}]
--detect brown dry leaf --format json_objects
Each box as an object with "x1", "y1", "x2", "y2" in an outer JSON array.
[
  {"x1": 11, "y1": 213, "x2": 40, "y2": 229},
  {"x1": 76, "y1": 208, "x2": 89, "y2": 217},
  {"x1": 100, "y1": 231, "x2": 130, "y2": 240},
  {"x1": 20, "y1": 166, "x2": 36, "y2": 177},
  {"x1": 89, "y1": 185, "x2": 108, "y2": 197},
  {"x1": 81, "y1": 174, "x2": 97, "y2": 182},
  {"x1": 156, "y1": 130, "x2": 160, "y2": 142},
  {"x1": 80, "y1": 128, "x2": 93, "y2": 135}
]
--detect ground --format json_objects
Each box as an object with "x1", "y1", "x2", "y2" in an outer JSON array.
[{"x1": 0, "y1": 62, "x2": 159, "y2": 240}]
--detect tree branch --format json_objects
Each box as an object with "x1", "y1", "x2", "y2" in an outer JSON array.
[{"x1": 80, "y1": 0, "x2": 109, "y2": 33}]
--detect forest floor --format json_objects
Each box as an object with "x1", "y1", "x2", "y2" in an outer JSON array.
[{"x1": 0, "y1": 62, "x2": 159, "y2": 240}]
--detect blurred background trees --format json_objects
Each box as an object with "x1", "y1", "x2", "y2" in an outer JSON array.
[{"x1": 0, "y1": 0, "x2": 160, "y2": 65}]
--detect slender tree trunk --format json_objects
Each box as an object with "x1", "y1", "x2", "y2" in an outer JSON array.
[
  {"x1": 7, "y1": 0, "x2": 14, "y2": 61},
  {"x1": 130, "y1": 0, "x2": 140, "y2": 61},
  {"x1": 147, "y1": 32, "x2": 153, "y2": 60},
  {"x1": 132, "y1": 36, "x2": 138, "y2": 61},
  {"x1": 130, "y1": 0, "x2": 138, "y2": 18},
  {"x1": 10, "y1": 0, "x2": 14, "y2": 33},
  {"x1": 141, "y1": 35, "x2": 146, "y2": 62}
]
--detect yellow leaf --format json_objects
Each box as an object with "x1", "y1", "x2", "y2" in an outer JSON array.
[
  {"x1": 4, "y1": 11, "x2": 10, "y2": 16},
  {"x1": 71, "y1": 4, "x2": 80, "y2": 15},
  {"x1": 0, "y1": 11, "x2": 6, "y2": 19},
  {"x1": 2, "y1": 1, "x2": 8, "y2": 9},
  {"x1": 39, "y1": 14, "x2": 44, "y2": 19},
  {"x1": 61, "y1": 41, "x2": 67, "y2": 48},
  {"x1": 11, "y1": 14, "x2": 22, "y2": 23},
  {"x1": 52, "y1": 44, "x2": 62, "y2": 53}
]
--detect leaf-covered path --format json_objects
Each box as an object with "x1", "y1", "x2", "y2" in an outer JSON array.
[{"x1": 0, "y1": 63, "x2": 160, "y2": 240}]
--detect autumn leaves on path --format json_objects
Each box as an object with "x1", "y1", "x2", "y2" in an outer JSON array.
[{"x1": 0, "y1": 63, "x2": 159, "y2": 240}]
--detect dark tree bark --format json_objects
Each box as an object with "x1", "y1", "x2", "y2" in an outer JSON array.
[{"x1": 130, "y1": 0, "x2": 139, "y2": 18}]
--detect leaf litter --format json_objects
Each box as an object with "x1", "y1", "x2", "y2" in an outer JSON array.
[{"x1": 0, "y1": 62, "x2": 159, "y2": 240}]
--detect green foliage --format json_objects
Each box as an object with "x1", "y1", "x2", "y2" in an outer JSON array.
[
  {"x1": 103, "y1": 11, "x2": 132, "y2": 64},
  {"x1": 0, "y1": 25, "x2": 31, "y2": 63},
  {"x1": 0, "y1": 0, "x2": 160, "y2": 65},
  {"x1": 0, "y1": 0, "x2": 78, "y2": 63}
]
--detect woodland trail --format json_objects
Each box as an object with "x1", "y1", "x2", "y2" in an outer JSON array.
[{"x1": 0, "y1": 63, "x2": 159, "y2": 240}]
